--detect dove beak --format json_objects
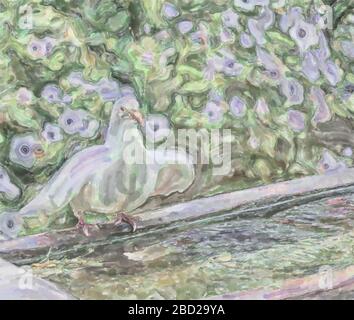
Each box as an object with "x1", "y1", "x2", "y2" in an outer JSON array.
[{"x1": 120, "y1": 107, "x2": 145, "y2": 126}]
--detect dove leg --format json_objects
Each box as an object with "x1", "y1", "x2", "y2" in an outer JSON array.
[
  {"x1": 114, "y1": 212, "x2": 137, "y2": 232},
  {"x1": 74, "y1": 210, "x2": 98, "y2": 237}
]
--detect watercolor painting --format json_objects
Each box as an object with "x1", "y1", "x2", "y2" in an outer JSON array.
[{"x1": 0, "y1": 0, "x2": 354, "y2": 301}]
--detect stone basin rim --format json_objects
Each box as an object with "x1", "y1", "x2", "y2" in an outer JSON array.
[{"x1": 2, "y1": 168, "x2": 354, "y2": 260}]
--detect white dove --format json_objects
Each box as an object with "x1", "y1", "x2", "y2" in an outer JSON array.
[{"x1": 0, "y1": 94, "x2": 195, "y2": 239}]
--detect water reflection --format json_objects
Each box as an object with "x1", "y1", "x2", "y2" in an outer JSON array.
[{"x1": 32, "y1": 194, "x2": 354, "y2": 299}]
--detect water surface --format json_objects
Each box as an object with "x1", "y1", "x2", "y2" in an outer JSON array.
[{"x1": 31, "y1": 193, "x2": 354, "y2": 299}]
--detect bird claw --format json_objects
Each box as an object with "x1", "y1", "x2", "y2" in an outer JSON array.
[
  {"x1": 76, "y1": 217, "x2": 98, "y2": 237},
  {"x1": 75, "y1": 213, "x2": 137, "y2": 235},
  {"x1": 114, "y1": 213, "x2": 137, "y2": 232}
]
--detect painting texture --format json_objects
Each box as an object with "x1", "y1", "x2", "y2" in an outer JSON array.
[{"x1": 0, "y1": 0, "x2": 354, "y2": 300}]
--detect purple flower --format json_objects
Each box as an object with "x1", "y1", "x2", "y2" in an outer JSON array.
[
  {"x1": 95, "y1": 78, "x2": 121, "y2": 102},
  {"x1": 222, "y1": 58, "x2": 243, "y2": 76},
  {"x1": 318, "y1": 151, "x2": 346, "y2": 175},
  {"x1": 234, "y1": 0, "x2": 269, "y2": 11},
  {"x1": 311, "y1": 87, "x2": 331, "y2": 124},
  {"x1": 205, "y1": 51, "x2": 243, "y2": 79},
  {"x1": 287, "y1": 110, "x2": 305, "y2": 132},
  {"x1": 310, "y1": 12, "x2": 326, "y2": 29},
  {"x1": 162, "y1": 2, "x2": 179, "y2": 19},
  {"x1": 257, "y1": 6, "x2": 275, "y2": 29},
  {"x1": 208, "y1": 90, "x2": 223, "y2": 104},
  {"x1": 41, "y1": 84, "x2": 63, "y2": 104},
  {"x1": 220, "y1": 28, "x2": 234, "y2": 43},
  {"x1": 341, "y1": 41, "x2": 354, "y2": 60},
  {"x1": 313, "y1": 31, "x2": 330, "y2": 62},
  {"x1": 256, "y1": 47, "x2": 282, "y2": 81},
  {"x1": 27, "y1": 40, "x2": 47, "y2": 58},
  {"x1": 289, "y1": 20, "x2": 319, "y2": 52},
  {"x1": 311, "y1": 32, "x2": 342, "y2": 86},
  {"x1": 67, "y1": 72, "x2": 96, "y2": 93},
  {"x1": 62, "y1": 94, "x2": 72, "y2": 104},
  {"x1": 41, "y1": 123, "x2": 63, "y2": 143},
  {"x1": 204, "y1": 61, "x2": 216, "y2": 81},
  {"x1": 247, "y1": 7, "x2": 274, "y2": 45},
  {"x1": 240, "y1": 33, "x2": 254, "y2": 48},
  {"x1": 280, "y1": 78, "x2": 304, "y2": 106},
  {"x1": 155, "y1": 30, "x2": 171, "y2": 41},
  {"x1": 144, "y1": 24, "x2": 152, "y2": 34},
  {"x1": 301, "y1": 32, "x2": 341, "y2": 86},
  {"x1": 342, "y1": 147, "x2": 353, "y2": 157},
  {"x1": 59, "y1": 109, "x2": 84, "y2": 135},
  {"x1": 301, "y1": 33, "x2": 339, "y2": 85},
  {"x1": 9, "y1": 134, "x2": 42, "y2": 169},
  {"x1": 80, "y1": 119, "x2": 100, "y2": 138},
  {"x1": 67, "y1": 71, "x2": 85, "y2": 87},
  {"x1": 254, "y1": 98, "x2": 269, "y2": 115},
  {"x1": 141, "y1": 51, "x2": 154, "y2": 66},
  {"x1": 144, "y1": 114, "x2": 171, "y2": 143},
  {"x1": 302, "y1": 51, "x2": 320, "y2": 82},
  {"x1": 191, "y1": 30, "x2": 204, "y2": 45},
  {"x1": 248, "y1": 19, "x2": 265, "y2": 46},
  {"x1": 27, "y1": 37, "x2": 55, "y2": 58},
  {"x1": 230, "y1": 96, "x2": 247, "y2": 118},
  {"x1": 279, "y1": 7, "x2": 303, "y2": 33},
  {"x1": 16, "y1": 87, "x2": 33, "y2": 105},
  {"x1": 59, "y1": 108, "x2": 99, "y2": 138},
  {"x1": 319, "y1": 60, "x2": 341, "y2": 86},
  {"x1": 221, "y1": 9, "x2": 239, "y2": 29},
  {"x1": 43, "y1": 37, "x2": 55, "y2": 55},
  {"x1": 248, "y1": 134, "x2": 260, "y2": 150},
  {"x1": 202, "y1": 101, "x2": 224, "y2": 123},
  {"x1": 178, "y1": 21, "x2": 193, "y2": 34},
  {"x1": 343, "y1": 83, "x2": 354, "y2": 101}
]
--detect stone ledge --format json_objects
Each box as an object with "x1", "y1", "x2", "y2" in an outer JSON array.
[{"x1": 0, "y1": 258, "x2": 74, "y2": 300}]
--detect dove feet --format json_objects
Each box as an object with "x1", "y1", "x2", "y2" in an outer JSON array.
[
  {"x1": 114, "y1": 212, "x2": 137, "y2": 232},
  {"x1": 75, "y1": 215, "x2": 98, "y2": 237},
  {"x1": 75, "y1": 211, "x2": 137, "y2": 236}
]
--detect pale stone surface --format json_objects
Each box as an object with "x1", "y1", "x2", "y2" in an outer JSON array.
[{"x1": 0, "y1": 258, "x2": 74, "y2": 300}]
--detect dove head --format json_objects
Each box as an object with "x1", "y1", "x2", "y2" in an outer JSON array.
[
  {"x1": 106, "y1": 95, "x2": 144, "y2": 145},
  {"x1": 0, "y1": 211, "x2": 23, "y2": 240},
  {"x1": 0, "y1": 166, "x2": 21, "y2": 201},
  {"x1": 111, "y1": 95, "x2": 140, "y2": 121}
]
